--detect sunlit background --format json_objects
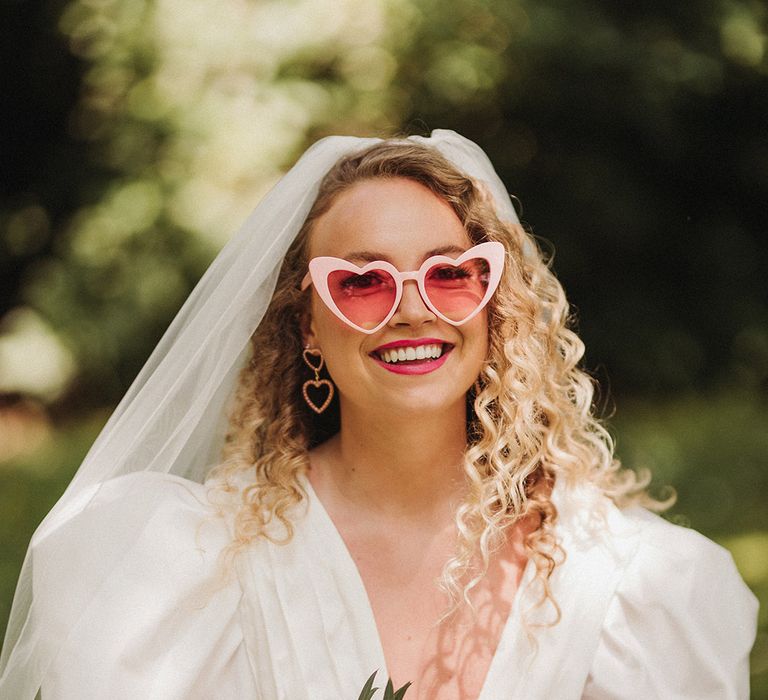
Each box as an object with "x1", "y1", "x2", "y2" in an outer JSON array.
[{"x1": 2, "y1": 0, "x2": 767, "y2": 693}]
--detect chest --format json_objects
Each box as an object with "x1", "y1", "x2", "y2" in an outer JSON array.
[{"x1": 345, "y1": 524, "x2": 529, "y2": 700}]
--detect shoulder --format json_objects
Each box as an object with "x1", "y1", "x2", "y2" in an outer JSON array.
[
  {"x1": 33, "y1": 472, "x2": 252, "y2": 697},
  {"x1": 555, "y1": 482, "x2": 753, "y2": 600},
  {"x1": 620, "y1": 504, "x2": 739, "y2": 578},
  {"x1": 34, "y1": 471, "x2": 232, "y2": 549},
  {"x1": 582, "y1": 499, "x2": 758, "y2": 699},
  {"x1": 616, "y1": 505, "x2": 757, "y2": 623},
  {"x1": 32, "y1": 471, "x2": 238, "y2": 605}
]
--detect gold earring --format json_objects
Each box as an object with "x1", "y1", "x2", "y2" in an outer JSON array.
[{"x1": 301, "y1": 347, "x2": 334, "y2": 414}]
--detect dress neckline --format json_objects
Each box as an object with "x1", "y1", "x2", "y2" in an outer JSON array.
[{"x1": 298, "y1": 472, "x2": 541, "y2": 699}]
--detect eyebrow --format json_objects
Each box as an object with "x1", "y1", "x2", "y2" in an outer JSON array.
[{"x1": 343, "y1": 244, "x2": 468, "y2": 265}]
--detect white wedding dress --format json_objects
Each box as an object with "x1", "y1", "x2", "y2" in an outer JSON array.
[{"x1": 34, "y1": 471, "x2": 757, "y2": 699}]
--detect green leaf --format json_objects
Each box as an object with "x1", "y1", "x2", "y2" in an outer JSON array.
[
  {"x1": 393, "y1": 681, "x2": 413, "y2": 700},
  {"x1": 357, "y1": 670, "x2": 379, "y2": 700},
  {"x1": 358, "y1": 670, "x2": 412, "y2": 699}
]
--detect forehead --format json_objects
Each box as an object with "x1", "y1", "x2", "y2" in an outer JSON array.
[{"x1": 307, "y1": 178, "x2": 472, "y2": 265}]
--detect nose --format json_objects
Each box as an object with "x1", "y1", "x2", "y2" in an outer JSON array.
[{"x1": 389, "y1": 279, "x2": 435, "y2": 327}]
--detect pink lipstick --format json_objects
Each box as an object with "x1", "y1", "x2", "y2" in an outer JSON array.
[{"x1": 373, "y1": 337, "x2": 448, "y2": 351}]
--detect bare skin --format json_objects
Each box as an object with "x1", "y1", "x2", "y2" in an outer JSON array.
[
  {"x1": 308, "y1": 439, "x2": 533, "y2": 699},
  {"x1": 304, "y1": 178, "x2": 534, "y2": 698}
]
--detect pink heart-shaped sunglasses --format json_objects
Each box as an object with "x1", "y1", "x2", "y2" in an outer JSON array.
[{"x1": 300, "y1": 241, "x2": 505, "y2": 334}]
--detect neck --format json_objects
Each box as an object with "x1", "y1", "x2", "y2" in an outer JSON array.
[{"x1": 310, "y1": 397, "x2": 470, "y2": 522}]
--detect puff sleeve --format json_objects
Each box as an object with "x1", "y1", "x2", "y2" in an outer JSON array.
[
  {"x1": 33, "y1": 472, "x2": 256, "y2": 699},
  {"x1": 582, "y1": 508, "x2": 758, "y2": 700}
]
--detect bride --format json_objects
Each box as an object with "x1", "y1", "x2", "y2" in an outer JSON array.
[{"x1": 0, "y1": 130, "x2": 757, "y2": 699}]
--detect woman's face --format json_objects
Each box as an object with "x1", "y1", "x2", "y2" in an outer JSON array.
[{"x1": 304, "y1": 177, "x2": 489, "y2": 418}]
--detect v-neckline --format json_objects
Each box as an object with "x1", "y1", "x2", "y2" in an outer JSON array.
[{"x1": 299, "y1": 473, "x2": 540, "y2": 699}]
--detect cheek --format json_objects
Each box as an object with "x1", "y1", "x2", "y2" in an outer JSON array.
[
  {"x1": 310, "y1": 296, "x2": 345, "y2": 341},
  {"x1": 310, "y1": 298, "x2": 363, "y2": 380},
  {"x1": 466, "y1": 312, "x2": 490, "y2": 356}
]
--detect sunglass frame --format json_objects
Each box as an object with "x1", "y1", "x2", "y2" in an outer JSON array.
[{"x1": 300, "y1": 241, "x2": 505, "y2": 334}]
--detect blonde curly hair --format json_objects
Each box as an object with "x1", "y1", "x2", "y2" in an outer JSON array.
[{"x1": 210, "y1": 139, "x2": 665, "y2": 625}]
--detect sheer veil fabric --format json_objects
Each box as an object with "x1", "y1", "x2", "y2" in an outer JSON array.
[{"x1": 0, "y1": 130, "x2": 523, "y2": 698}]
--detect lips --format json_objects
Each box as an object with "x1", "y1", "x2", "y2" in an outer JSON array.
[
  {"x1": 369, "y1": 337, "x2": 454, "y2": 375},
  {"x1": 373, "y1": 337, "x2": 448, "y2": 351}
]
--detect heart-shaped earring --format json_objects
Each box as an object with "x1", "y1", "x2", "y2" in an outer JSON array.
[{"x1": 302, "y1": 347, "x2": 334, "y2": 414}]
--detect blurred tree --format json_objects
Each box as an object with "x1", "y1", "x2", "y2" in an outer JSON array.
[
  {"x1": 2, "y1": 0, "x2": 767, "y2": 406},
  {"x1": 1, "y1": 0, "x2": 85, "y2": 321},
  {"x1": 3, "y1": 0, "x2": 403, "y2": 405},
  {"x1": 385, "y1": 0, "x2": 768, "y2": 396}
]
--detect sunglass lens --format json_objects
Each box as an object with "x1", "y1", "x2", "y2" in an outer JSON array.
[
  {"x1": 424, "y1": 258, "x2": 490, "y2": 322},
  {"x1": 327, "y1": 269, "x2": 397, "y2": 330}
]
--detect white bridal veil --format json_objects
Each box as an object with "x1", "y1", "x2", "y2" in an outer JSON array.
[{"x1": 0, "y1": 130, "x2": 521, "y2": 697}]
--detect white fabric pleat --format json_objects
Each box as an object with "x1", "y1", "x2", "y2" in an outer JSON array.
[{"x1": 24, "y1": 471, "x2": 757, "y2": 699}]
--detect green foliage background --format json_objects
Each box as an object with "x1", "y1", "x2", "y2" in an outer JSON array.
[{"x1": 2, "y1": 0, "x2": 767, "y2": 693}]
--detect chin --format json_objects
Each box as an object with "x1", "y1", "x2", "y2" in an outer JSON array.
[{"x1": 379, "y1": 383, "x2": 472, "y2": 416}]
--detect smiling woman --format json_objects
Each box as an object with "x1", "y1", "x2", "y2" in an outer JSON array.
[{"x1": 0, "y1": 131, "x2": 758, "y2": 699}]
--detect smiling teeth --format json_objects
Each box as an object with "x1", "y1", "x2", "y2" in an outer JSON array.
[{"x1": 379, "y1": 344, "x2": 443, "y2": 363}]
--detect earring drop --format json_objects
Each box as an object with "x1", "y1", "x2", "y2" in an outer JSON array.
[{"x1": 301, "y1": 347, "x2": 334, "y2": 414}]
